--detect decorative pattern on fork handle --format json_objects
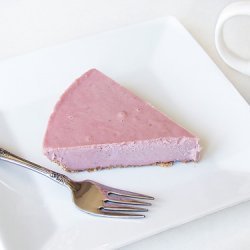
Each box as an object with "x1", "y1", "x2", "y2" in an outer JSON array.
[{"x1": 0, "y1": 148, "x2": 7, "y2": 157}]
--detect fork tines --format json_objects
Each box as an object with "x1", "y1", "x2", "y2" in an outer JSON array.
[{"x1": 101, "y1": 188, "x2": 154, "y2": 218}]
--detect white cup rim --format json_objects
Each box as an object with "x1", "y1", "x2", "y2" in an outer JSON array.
[{"x1": 215, "y1": 1, "x2": 250, "y2": 76}]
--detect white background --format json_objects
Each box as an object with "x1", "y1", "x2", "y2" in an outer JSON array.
[{"x1": 0, "y1": 0, "x2": 250, "y2": 249}]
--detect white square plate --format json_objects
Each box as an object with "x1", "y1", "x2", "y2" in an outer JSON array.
[{"x1": 0, "y1": 16, "x2": 250, "y2": 250}]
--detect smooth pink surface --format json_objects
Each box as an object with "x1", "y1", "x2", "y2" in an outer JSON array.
[{"x1": 43, "y1": 69, "x2": 200, "y2": 170}]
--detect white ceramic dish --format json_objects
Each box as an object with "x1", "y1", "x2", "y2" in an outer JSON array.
[{"x1": 0, "y1": 16, "x2": 250, "y2": 250}]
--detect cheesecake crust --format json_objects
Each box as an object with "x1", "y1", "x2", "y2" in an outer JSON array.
[{"x1": 54, "y1": 161, "x2": 174, "y2": 173}]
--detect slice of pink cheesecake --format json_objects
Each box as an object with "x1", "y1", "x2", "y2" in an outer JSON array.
[{"x1": 43, "y1": 69, "x2": 200, "y2": 172}]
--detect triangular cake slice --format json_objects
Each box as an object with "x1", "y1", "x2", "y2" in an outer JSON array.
[{"x1": 43, "y1": 69, "x2": 200, "y2": 172}]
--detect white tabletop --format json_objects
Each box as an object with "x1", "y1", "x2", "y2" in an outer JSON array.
[{"x1": 0, "y1": 1, "x2": 250, "y2": 249}]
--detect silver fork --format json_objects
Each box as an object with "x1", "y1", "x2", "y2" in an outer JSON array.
[{"x1": 0, "y1": 148, "x2": 154, "y2": 218}]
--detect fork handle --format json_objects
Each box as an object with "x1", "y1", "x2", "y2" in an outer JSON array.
[{"x1": 0, "y1": 148, "x2": 74, "y2": 188}]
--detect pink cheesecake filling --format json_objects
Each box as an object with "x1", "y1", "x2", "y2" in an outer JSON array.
[
  {"x1": 43, "y1": 69, "x2": 201, "y2": 171},
  {"x1": 45, "y1": 137, "x2": 199, "y2": 171}
]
